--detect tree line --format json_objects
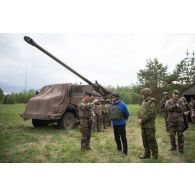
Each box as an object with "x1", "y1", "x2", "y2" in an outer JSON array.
[
  {"x1": 1, "y1": 50, "x2": 195, "y2": 104},
  {"x1": 108, "y1": 50, "x2": 195, "y2": 104},
  {"x1": 0, "y1": 89, "x2": 36, "y2": 104}
]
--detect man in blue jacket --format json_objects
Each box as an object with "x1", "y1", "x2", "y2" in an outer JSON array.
[{"x1": 109, "y1": 93, "x2": 130, "y2": 155}]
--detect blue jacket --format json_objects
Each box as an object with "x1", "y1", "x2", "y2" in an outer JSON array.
[{"x1": 111, "y1": 99, "x2": 130, "y2": 126}]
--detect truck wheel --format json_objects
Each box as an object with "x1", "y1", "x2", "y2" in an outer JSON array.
[
  {"x1": 57, "y1": 112, "x2": 76, "y2": 130},
  {"x1": 32, "y1": 119, "x2": 49, "y2": 127}
]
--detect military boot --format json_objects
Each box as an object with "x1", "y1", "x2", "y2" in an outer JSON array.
[
  {"x1": 86, "y1": 147, "x2": 91, "y2": 150},
  {"x1": 179, "y1": 150, "x2": 184, "y2": 154}
]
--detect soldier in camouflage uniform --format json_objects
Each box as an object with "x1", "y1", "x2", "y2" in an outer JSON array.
[
  {"x1": 91, "y1": 108, "x2": 96, "y2": 132},
  {"x1": 93, "y1": 99, "x2": 102, "y2": 132},
  {"x1": 101, "y1": 98, "x2": 108, "y2": 129},
  {"x1": 138, "y1": 88, "x2": 158, "y2": 159},
  {"x1": 160, "y1": 92, "x2": 170, "y2": 131},
  {"x1": 78, "y1": 91, "x2": 98, "y2": 150},
  {"x1": 165, "y1": 90, "x2": 185, "y2": 154},
  {"x1": 105, "y1": 99, "x2": 111, "y2": 127},
  {"x1": 188, "y1": 98, "x2": 195, "y2": 123},
  {"x1": 180, "y1": 96, "x2": 189, "y2": 132}
]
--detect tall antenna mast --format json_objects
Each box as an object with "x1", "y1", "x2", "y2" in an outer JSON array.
[{"x1": 25, "y1": 64, "x2": 27, "y2": 94}]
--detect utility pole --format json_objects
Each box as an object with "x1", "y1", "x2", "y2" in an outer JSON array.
[{"x1": 25, "y1": 64, "x2": 27, "y2": 95}]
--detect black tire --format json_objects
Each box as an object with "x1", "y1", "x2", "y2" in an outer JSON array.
[
  {"x1": 57, "y1": 112, "x2": 76, "y2": 130},
  {"x1": 32, "y1": 119, "x2": 49, "y2": 128}
]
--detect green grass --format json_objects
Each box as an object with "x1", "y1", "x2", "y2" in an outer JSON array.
[{"x1": 0, "y1": 104, "x2": 195, "y2": 163}]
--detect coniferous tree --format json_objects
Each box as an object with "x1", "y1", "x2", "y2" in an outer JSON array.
[
  {"x1": 137, "y1": 58, "x2": 168, "y2": 100},
  {"x1": 174, "y1": 50, "x2": 195, "y2": 85}
]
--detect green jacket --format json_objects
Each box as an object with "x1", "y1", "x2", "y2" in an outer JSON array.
[{"x1": 139, "y1": 97, "x2": 157, "y2": 128}]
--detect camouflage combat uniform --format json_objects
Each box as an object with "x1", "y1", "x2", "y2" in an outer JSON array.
[
  {"x1": 180, "y1": 97, "x2": 189, "y2": 131},
  {"x1": 101, "y1": 99, "x2": 108, "y2": 129},
  {"x1": 160, "y1": 92, "x2": 169, "y2": 131},
  {"x1": 188, "y1": 99, "x2": 195, "y2": 112},
  {"x1": 188, "y1": 99, "x2": 195, "y2": 123},
  {"x1": 139, "y1": 89, "x2": 158, "y2": 159},
  {"x1": 93, "y1": 101, "x2": 102, "y2": 132},
  {"x1": 91, "y1": 109, "x2": 96, "y2": 132},
  {"x1": 165, "y1": 94, "x2": 185, "y2": 153},
  {"x1": 105, "y1": 99, "x2": 111, "y2": 127},
  {"x1": 78, "y1": 99, "x2": 93, "y2": 150}
]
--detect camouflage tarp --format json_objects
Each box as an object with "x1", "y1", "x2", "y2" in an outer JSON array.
[{"x1": 21, "y1": 84, "x2": 71, "y2": 120}]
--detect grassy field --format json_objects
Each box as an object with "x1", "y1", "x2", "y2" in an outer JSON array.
[{"x1": 0, "y1": 104, "x2": 195, "y2": 163}]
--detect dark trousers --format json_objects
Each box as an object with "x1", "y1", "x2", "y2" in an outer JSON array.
[{"x1": 113, "y1": 125, "x2": 128, "y2": 154}]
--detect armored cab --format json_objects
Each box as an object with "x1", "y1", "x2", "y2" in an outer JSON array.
[{"x1": 21, "y1": 36, "x2": 111, "y2": 129}]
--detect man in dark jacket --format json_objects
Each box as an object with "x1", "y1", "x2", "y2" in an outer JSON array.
[
  {"x1": 138, "y1": 88, "x2": 158, "y2": 159},
  {"x1": 109, "y1": 93, "x2": 130, "y2": 155}
]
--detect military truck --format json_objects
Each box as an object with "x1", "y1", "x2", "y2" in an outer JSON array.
[{"x1": 21, "y1": 36, "x2": 111, "y2": 129}]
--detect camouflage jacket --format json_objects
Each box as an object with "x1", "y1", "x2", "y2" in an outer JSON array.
[
  {"x1": 138, "y1": 97, "x2": 157, "y2": 128},
  {"x1": 78, "y1": 99, "x2": 93, "y2": 119},
  {"x1": 101, "y1": 104, "x2": 108, "y2": 114},
  {"x1": 160, "y1": 96, "x2": 169, "y2": 112},
  {"x1": 93, "y1": 104, "x2": 102, "y2": 116},
  {"x1": 165, "y1": 98, "x2": 184, "y2": 123},
  {"x1": 105, "y1": 103, "x2": 111, "y2": 110},
  {"x1": 188, "y1": 100, "x2": 195, "y2": 110}
]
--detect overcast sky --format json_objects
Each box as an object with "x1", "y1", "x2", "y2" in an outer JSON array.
[{"x1": 0, "y1": 33, "x2": 195, "y2": 93}]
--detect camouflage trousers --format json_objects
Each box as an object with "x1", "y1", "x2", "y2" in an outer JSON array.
[
  {"x1": 141, "y1": 128, "x2": 158, "y2": 157},
  {"x1": 191, "y1": 109, "x2": 195, "y2": 124},
  {"x1": 102, "y1": 114, "x2": 108, "y2": 129},
  {"x1": 80, "y1": 119, "x2": 92, "y2": 150},
  {"x1": 106, "y1": 115, "x2": 111, "y2": 127},
  {"x1": 168, "y1": 123, "x2": 184, "y2": 151},
  {"x1": 94, "y1": 115, "x2": 102, "y2": 132}
]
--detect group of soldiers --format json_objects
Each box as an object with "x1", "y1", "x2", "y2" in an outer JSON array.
[
  {"x1": 78, "y1": 88, "x2": 194, "y2": 157},
  {"x1": 78, "y1": 91, "x2": 130, "y2": 154},
  {"x1": 91, "y1": 98, "x2": 111, "y2": 132}
]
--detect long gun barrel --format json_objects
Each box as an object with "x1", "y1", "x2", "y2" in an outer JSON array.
[{"x1": 24, "y1": 36, "x2": 112, "y2": 96}]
